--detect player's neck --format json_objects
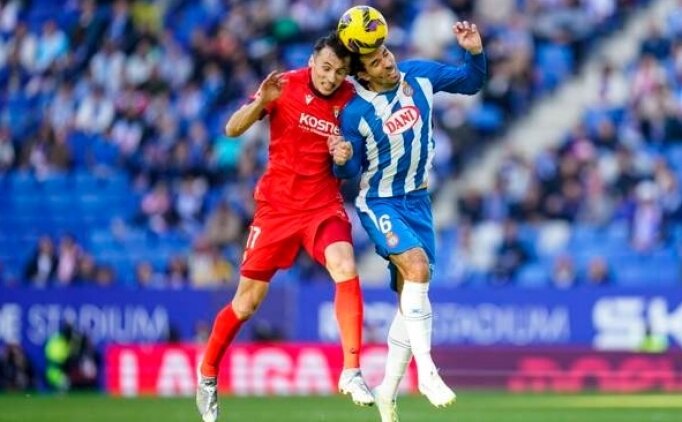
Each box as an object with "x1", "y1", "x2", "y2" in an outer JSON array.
[{"x1": 368, "y1": 80, "x2": 399, "y2": 93}]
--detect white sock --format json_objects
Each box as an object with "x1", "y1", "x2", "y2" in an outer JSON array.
[
  {"x1": 400, "y1": 280, "x2": 437, "y2": 380},
  {"x1": 377, "y1": 311, "x2": 412, "y2": 399}
]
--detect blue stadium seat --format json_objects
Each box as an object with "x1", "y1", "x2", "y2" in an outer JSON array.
[{"x1": 516, "y1": 263, "x2": 549, "y2": 288}]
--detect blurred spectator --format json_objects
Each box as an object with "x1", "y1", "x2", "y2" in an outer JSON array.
[
  {"x1": 585, "y1": 256, "x2": 613, "y2": 286},
  {"x1": 73, "y1": 254, "x2": 97, "y2": 284},
  {"x1": 90, "y1": 40, "x2": 126, "y2": 95},
  {"x1": 24, "y1": 236, "x2": 57, "y2": 287},
  {"x1": 640, "y1": 21, "x2": 671, "y2": 60},
  {"x1": 166, "y1": 255, "x2": 189, "y2": 288},
  {"x1": 48, "y1": 82, "x2": 78, "y2": 132},
  {"x1": 8, "y1": 22, "x2": 36, "y2": 71},
  {"x1": 551, "y1": 254, "x2": 577, "y2": 288},
  {"x1": 0, "y1": 126, "x2": 14, "y2": 171},
  {"x1": 0, "y1": 0, "x2": 19, "y2": 35},
  {"x1": 175, "y1": 176, "x2": 207, "y2": 234},
  {"x1": 135, "y1": 261, "x2": 166, "y2": 289},
  {"x1": 445, "y1": 223, "x2": 476, "y2": 285},
  {"x1": 139, "y1": 181, "x2": 174, "y2": 234},
  {"x1": 204, "y1": 201, "x2": 243, "y2": 248},
  {"x1": 75, "y1": 85, "x2": 115, "y2": 134},
  {"x1": 410, "y1": 0, "x2": 458, "y2": 58},
  {"x1": 94, "y1": 265, "x2": 115, "y2": 287},
  {"x1": 0, "y1": 343, "x2": 35, "y2": 391},
  {"x1": 492, "y1": 220, "x2": 529, "y2": 284},
  {"x1": 35, "y1": 20, "x2": 69, "y2": 72},
  {"x1": 630, "y1": 181, "x2": 665, "y2": 252},
  {"x1": 188, "y1": 236, "x2": 233, "y2": 288},
  {"x1": 106, "y1": 0, "x2": 136, "y2": 50},
  {"x1": 69, "y1": 0, "x2": 107, "y2": 69},
  {"x1": 56, "y1": 235, "x2": 81, "y2": 286}
]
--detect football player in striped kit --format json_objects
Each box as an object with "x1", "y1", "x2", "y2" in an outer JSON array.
[{"x1": 331, "y1": 20, "x2": 486, "y2": 422}]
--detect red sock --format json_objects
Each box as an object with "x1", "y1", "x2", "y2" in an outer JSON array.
[
  {"x1": 334, "y1": 276, "x2": 363, "y2": 369},
  {"x1": 200, "y1": 305, "x2": 244, "y2": 378}
]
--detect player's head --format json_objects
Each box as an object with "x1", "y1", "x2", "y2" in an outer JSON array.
[
  {"x1": 309, "y1": 32, "x2": 351, "y2": 96},
  {"x1": 349, "y1": 44, "x2": 400, "y2": 92}
]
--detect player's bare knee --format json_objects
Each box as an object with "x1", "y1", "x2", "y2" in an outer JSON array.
[
  {"x1": 394, "y1": 249, "x2": 430, "y2": 282},
  {"x1": 401, "y1": 264, "x2": 429, "y2": 282},
  {"x1": 326, "y1": 256, "x2": 357, "y2": 281},
  {"x1": 231, "y1": 298, "x2": 260, "y2": 320}
]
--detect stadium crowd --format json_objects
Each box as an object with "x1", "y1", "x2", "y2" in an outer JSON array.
[{"x1": 0, "y1": 0, "x2": 666, "y2": 289}]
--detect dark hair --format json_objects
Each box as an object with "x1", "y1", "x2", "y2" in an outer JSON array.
[
  {"x1": 349, "y1": 53, "x2": 365, "y2": 76},
  {"x1": 313, "y1": 31, "x2": 351, "y2": 61}
]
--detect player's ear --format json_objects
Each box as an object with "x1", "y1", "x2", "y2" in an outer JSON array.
[
  {"x1": 308, "y1": 55, "x2": 314, "y2": 68},
  {"x1": 357, "y1": 70, "x2": 370, "y2": 83}
]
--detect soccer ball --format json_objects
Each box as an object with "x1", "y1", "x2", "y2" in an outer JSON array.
[{"x1": 337, "y1": 5, "x2": 388, "y2": 54}]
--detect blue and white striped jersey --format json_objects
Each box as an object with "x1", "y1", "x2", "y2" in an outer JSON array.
[{"x1": 333, "y1": 53, "x2": 486, "y2": 202}]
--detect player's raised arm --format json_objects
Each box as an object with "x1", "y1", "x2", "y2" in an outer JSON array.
[
  {"x1": 225, "y1": 71, "x2": 284, "y2": 137},
  {"x1": 408, "y1": 21, "x2": 486, "y2": 95},
  {"x1": 453, "y1": 21, "x2": 483, "y2": 55}
]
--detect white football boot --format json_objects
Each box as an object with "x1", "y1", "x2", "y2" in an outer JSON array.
[
  {"x1": 196, "y1": 376, "x2": 219, "y2": 422},
  {"x1": 372, "y1": 387, "x2": 400, "y2": 422},
  {"x1": 418, "y1": 370, "x2": 456, "y2": 408},
  {"x1": 338, "y1": 369, "x2": 375, "y2": 406}
]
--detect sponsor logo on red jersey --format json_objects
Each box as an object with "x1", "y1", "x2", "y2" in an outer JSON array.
[
  {"x1": 383, "y1": 106, "x2": 420, "y2": 136},
  {"x1": 299, "y1": 113, "x2": 340, "y2": 136}
]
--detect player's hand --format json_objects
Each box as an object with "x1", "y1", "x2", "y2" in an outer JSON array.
[
  {"x1": 255, "y1": 71, "x2": 284, "y2": 104},
  {"x1": 329, "y1": 137, "x2": 353, "y2": 165},
  {"x1": 328, "y1": 135, "x2": 343, "y2": 154},
  {"x1": 453, "y1": 21, "x2": 482, "y2": 55}
]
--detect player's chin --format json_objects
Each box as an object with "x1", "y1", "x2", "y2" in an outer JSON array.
[{"x1": 320, "y1": 85, "x2": 338, "y2": 95}]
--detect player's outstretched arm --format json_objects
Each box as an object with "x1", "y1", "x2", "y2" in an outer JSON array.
[
  {"x1": 414, "y1": 21, "x2": 486, "y2": 95},
  {"x1": 225, "y1": 71, "x2": 284, "y2": 137}
]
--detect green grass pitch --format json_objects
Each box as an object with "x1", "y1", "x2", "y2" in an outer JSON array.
[{"x1": 1, "y1": 391, "x2": 681, "y2": 422}]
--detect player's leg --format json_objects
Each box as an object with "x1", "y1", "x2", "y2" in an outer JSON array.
[
  {"x1": 373, "y1": 273, "x2": 412, "y2": 422},
  {"x1": 389, "y1": 194, "x2": 455, "y2": 407},
  {"x1": 196, "y1": 275, "x2": 271, "y2": 422},
  {"x1": 199, "y1": 276, "x2": 271, "y2": 378},
  {"x1": 197, "y1": 210, "x2": 300, "y2": 422},
  {"x1": 308, "y1": 216, "x2": 374, "y2": 406}
]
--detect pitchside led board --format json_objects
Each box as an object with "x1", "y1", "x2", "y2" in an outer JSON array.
[
  {"x1": 1, "y1": 285, "x2": 681, "y2": 365},
  {"x1": 298, "y1": 286, "x2": 682, "y2": 350}
]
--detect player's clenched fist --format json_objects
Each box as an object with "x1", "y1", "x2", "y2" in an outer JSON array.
[{"x1": 328, "y1": 135, "x2": 353, "y2": 165}]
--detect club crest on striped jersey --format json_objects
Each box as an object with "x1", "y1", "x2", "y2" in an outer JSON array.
[
  {"x1": 402, "y1": 81, "x2": 413, "y2": 96},
  {"x1": 382, "y1": 105, "x2": 420, "y2": 136}
]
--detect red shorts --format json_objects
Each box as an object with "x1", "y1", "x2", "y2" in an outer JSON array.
[{"x1": 240, "y1": 201, "x2": 352, "y2": 281}]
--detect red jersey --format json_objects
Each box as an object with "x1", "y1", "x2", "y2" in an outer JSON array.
[{"x1": 254, "y1": 68, "x2": 354, "y2": 211}]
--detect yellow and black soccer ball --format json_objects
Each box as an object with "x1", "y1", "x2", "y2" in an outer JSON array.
[{"x1": 337, "y1": 5, "x2": 388, "y2": 54}]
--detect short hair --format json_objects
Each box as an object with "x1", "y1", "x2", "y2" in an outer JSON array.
[
  {"x1": 349, "y1": 53, "x2": 365, "y2": 76},
  {"x1": 313, "y1": 31, "x2": 351, "y2": 61}
]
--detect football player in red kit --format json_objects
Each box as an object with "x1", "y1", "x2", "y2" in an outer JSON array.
[{"x1": 195, "y1": 33, "x2": 374, "y2": 422}]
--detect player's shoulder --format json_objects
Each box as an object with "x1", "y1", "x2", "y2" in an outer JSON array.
[
  {"x1": 399, "y1": 59, "x2": 442, "y2": 77},
  {"x1": 279, "y1": 68, "x2": 309, "y2": 91},
  {"x1": 340, "y1": 94, "x2": 372, "y2": 127}
]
